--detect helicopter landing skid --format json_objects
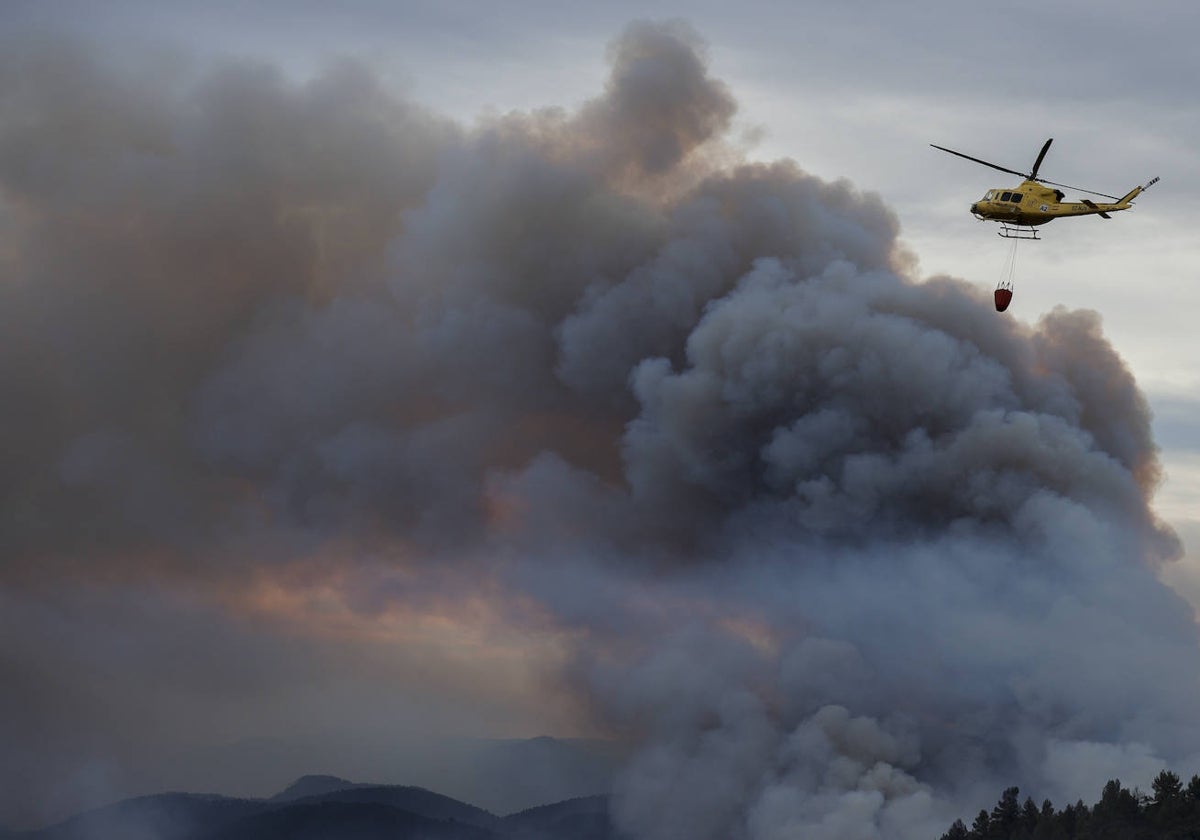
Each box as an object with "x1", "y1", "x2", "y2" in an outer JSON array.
[{"x1": 998, "y1": 223, "x2": 1040, "y2": 240}]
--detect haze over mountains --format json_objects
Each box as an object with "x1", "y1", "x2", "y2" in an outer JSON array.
[
  {"x1": 162, "y1": 735, "x2": 621, "y2": 817},
  {"x1": 9, "y1": 773, "x2": 619, "y2": 840}
]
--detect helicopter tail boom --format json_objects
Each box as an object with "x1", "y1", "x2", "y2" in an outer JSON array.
[{"x1": 1074, "y1": 176, "x2": 1160, "y2": 220}]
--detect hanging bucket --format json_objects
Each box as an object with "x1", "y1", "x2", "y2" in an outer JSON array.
[{"x1": 994, "y1": 286, "x2": 1013, "y2": 312}]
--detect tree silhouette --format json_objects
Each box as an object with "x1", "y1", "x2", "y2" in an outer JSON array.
[
  {"x1": 941, "y1": 818, "x2": 970, "y2": 840},
  {"x1": 990, "y1": 787, "x2": 1021, "y2": 839},
  {"x1": 934, "y1": 771, "x2": 1200, "y2": 840}
]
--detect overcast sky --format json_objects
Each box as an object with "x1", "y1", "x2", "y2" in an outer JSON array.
[
  {"x1": 13, "y1": 4, "x2": 1195, "y2": 387},
  {"x1": 3, "y1": 2, "x2": 1200, "y2": 835}
]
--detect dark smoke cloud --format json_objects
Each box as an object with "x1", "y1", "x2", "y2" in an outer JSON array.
[{"x1": 2, "y1": 19, "x2": 1198, "y2": 838}]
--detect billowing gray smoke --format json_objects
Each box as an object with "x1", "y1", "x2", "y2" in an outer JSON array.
[{"x1": 2, "y1": 19, "x2": 1198, "y2": 839}]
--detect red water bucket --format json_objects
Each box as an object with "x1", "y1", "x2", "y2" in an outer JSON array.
[{"x1": 994, "y1": 287, "x2": 1013, "y2": 312}]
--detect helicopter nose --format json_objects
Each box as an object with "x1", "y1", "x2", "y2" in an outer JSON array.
[{"x1": 970, "y1": 202, "x2": 979, "y2": 214}]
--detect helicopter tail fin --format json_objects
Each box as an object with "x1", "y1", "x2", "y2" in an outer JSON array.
[
  {"x1": 1116, "y1": 186, "x2": 1141, "y2": 206},
  {"x1": 1117, "y1": 177, "x2": 1159, "y2": 207}
]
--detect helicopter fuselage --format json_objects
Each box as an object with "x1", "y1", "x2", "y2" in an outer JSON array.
[
  {"x1": 970, "y1": 179, "x2": 1142, "y2": 226},
  {"x1": 933, "y1": 138, "x2": 1158, "y2": 237}
]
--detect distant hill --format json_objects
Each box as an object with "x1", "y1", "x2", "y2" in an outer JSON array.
[
  {"x1": 503, "y1": 795, "x2": 623, "y2": 840},
  {"x1": 25, "y1": 793, "x2": 263, "y2": 840},
  {"x1": 193, "y1": 801, "x2": 501, "y2": 840},
  {"x1": 268, "y1": 774, "x2": 371, "y2": 802},
  {"x1": 20, "y1": 778, "x2": 622, "y2": 840},
  {"x1": 284, "y1": 784, "x2": 502, "y2": 831},
  {"x1": 441, "y1": 736, "x2": 622, "y2": 813},
  {"x1": 160, "y1": 734, "x2": 620, "y2": 816}
]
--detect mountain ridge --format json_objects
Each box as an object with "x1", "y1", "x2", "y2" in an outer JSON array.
[{"x1": 19, "y1": 775, "x2": 619, "y2": 840}]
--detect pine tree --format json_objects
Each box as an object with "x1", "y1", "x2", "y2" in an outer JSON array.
[
  {"x1": 990, "y1": 786, "x2": 1021, "y2": 838},
  {"x1": 972, "y1": 808, "x2": 991, "y2": 838},
  {"x1": 1088, "y1": 779, "x2": 1144, "y2": 839},
  {"x1": 1020, "y1": 796, "x2": 1040, "y2": 832},
  {"x1": 1031, "y1": 799, "x2": 1057, "y2": 840},
  {"x1": 1151, "y1": 770, "x2": 1188, "y2": 836},
  {"x1": 1155, "y1": 769, "x2": 1184, "y2": 804},
  {"x1": 1052, "y1": 800, "x2": 1088, "y2": 839},
  {"x1": 940, "y1": 818, "x2": 970, "y2": 840}
]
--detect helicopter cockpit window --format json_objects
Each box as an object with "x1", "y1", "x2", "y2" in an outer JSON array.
[
  {"x1": 1008, "y1": 193, "x2": 1022, "y2": 203},
  {"x1": 1000, "y1": 192, "x2": 1014, "y2": 202}
]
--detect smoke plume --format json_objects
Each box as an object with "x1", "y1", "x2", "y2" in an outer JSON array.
[{"x1": 2, "y1": 19, "x2": 1198, "y2": 838}]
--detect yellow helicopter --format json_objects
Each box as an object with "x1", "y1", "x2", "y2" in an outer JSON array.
[{"x1": 931, "y1": 138, "x2": 1158, "y2": 240}]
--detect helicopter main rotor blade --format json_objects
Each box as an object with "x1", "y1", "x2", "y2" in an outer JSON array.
[
  {"x1": 1028, "y1": 138, "x2": 1053, "y2": 181},
  {"x1": 933, "y1": 141, "x2": 1123, "y2": 200},
  {"x1": 930, "y1": 144, "x2": 1028, "y2": 179},
  {"x1": 1035, "y1": 178, "x2": 1121, "y2": 202}
]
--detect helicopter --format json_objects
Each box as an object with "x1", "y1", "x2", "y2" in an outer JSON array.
[{"x1": 931, "y1": 138, "x2": 1158, "y2": 240}]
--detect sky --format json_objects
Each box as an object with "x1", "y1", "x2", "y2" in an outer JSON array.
[{"x1": 3, "y1": 1, "x2": 1200, "y2": 837}]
